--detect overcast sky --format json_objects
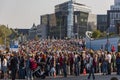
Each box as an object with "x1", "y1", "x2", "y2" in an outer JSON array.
[{"x1": 0, "y1": 0, "x2": 114, "y2": 29}]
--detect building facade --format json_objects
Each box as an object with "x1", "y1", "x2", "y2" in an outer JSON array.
[
  {"x1": 29, "y1": 23, "x2": 37, "y2": 39},
  {"x1": 15, "y1": 29, "x2": 29, "y2": 42},
  {"x1": 41, "y1": 13, "x2": 56, "y2": 39},
  {"x1": 107, "y1": 0, "x2": 120, "y2": 34},
  {"x1": 87, "y1": 14, "x2": 97, "y2": 31},
  {"x1": 29, "y1": 24, "x2": 47, "y2": 39},
  {"x1": 97, "y1": 15, "x2": 107, "y2": 32},
  {"x1": 31, "y1": 1, "x2": 91, "y2": 39},
  {"x1": 54, "y1": 1, "x2": 91, "y2": 39},
  {"x1": 36, "y1": 24, "x2": 47, "y2": 39}
]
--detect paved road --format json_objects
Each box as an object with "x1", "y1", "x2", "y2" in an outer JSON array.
[
  {"x1": 8, "y1": 73, "x2": 120, "y2": 80},
  {"x1": 45, "y1": 73, "x2": 120, "y2": 80}
]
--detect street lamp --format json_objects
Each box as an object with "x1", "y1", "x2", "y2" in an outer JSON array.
[
  {"x1": 106, "y1": 33, "x2": 109, "y2": 51},
  {"x1": 59, "y1": 18, "x2": 62, "y2": 39},
  {"x1": 89, "y1": 33, "x2": 92, "y2": 50}
]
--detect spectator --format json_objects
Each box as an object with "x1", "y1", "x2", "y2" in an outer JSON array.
[
  {"x1": 10, "y1": 53, "x2": 18, "y2": 80},
  {"x1": 2, "y1": 55, "x2": 8, "y2": 79},
  {"x1": 116, "y1": 52, "x2": 120, "y2": 75},
  {"x1": 18, "y1": 55, "x2": 25, "y2": 79},
  {"x1": 107, "y1": 52, "x2": 112, "y2": 75},
  {"x1": 87, "y1": 53, "x2": 95, "y2": 80}
]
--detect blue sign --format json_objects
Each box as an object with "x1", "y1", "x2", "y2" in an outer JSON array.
[{"x1": 10, "y1": 40, "x2": 19, "y2": 52}]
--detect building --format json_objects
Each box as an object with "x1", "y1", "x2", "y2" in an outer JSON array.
[
  {"x1": 36, "y1": 24, "x2": 47, "y2": 39},
  {"x1": 41, "y1": 14, "x2": 50, "y2": 37},
  {"x1": 97, "y1": 15, "x2": 107, "y2": 32},
  {"x1": 41, "y1": 13, "x2": 56, "y2": 39},
  {"x1": 15, "y1": 29, "x2": 29, "y2": 42},
  {"x1": 87, "y1": 14, "x2": 97, "y2": 31},
  {"x1": 107, "y1": 0, "x2": 120, "y2": 34},
  {"x1": 29, "y1": 13, "x2": 56, "y2": 40},
  {"x1": 15, "y1": 29, "x2": 29, "y2": 35},
  {"x1": 54, "y1": 1, "x2": 91, "y2": 39},
  {"x1": 31, "y1": 1, "x2": 91, "y2": 39},
  {"x1": 29, "y1": 23, "x2": 37, "y2": 39},
  {"x1": 29, "y1": 23, "x2": 47, "y2": 39}
]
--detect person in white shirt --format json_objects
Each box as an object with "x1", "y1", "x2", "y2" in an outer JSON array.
[
  {"x1": 107, "y1": 52, "x2": 112, "y2": 75},
  {"x1": 2, "y1": 55, "x2": 8, "y2": 79},
  {"x1": 0, "y1": 58, "x2": 2, "y2": 78}
]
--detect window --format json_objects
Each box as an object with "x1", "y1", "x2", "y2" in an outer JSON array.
[{"x1": 116, "y1": 13, "x2": 118, "y2": 18}]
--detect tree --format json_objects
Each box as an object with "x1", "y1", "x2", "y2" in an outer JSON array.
[
  {"x1": 92, "y1": 30, "x2": 101, "y2": 38},
  {"x1": 0, "y1": 25, "x2": 13, "y2": 45},
  {"x1": 35, "y1": 35, "x2": 39, "y2": 40}
]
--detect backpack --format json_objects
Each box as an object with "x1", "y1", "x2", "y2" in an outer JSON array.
[{"x1": 30, "y1": 58, "x2": 38, "y2": 70}]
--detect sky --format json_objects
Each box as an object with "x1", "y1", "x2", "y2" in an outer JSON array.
[{"x1": 0, "y1": 0, "x2": 114, "y2": 29}]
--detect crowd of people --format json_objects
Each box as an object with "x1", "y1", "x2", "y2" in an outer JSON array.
[{"x1": 0, "y1": 39, "x2": 120, "y2": 80}]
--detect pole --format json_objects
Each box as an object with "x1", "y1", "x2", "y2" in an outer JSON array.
[
  {"x1": 107, "y1": 33, "x2": 109, "y2": 51},
  {"x1": 4, "y1": 30, "x2": 6, "y2": 49},
  {"x1": 107, "y1": 34, "x2": 108, "y2": 51},
  {"x1": 90, "y1": 38, "x2": 91, "y2": 50},
  {"x1": 60, "y1": 16, "x2": 62, "y2": 39},
  {"x1": 90, "y1": 34, "x2": 91, "y2": 50},
  {"x1": 60, "y1": 19, "x2": 61, "y2": 39}
]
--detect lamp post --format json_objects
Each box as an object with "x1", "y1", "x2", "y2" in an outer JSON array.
[
  {"x1": 106, "y1": 33, "x2": 109, "y2": 51},
  {"x1": 89, "y1": 34, "x2": 92, "y2": 50},
  {"x1": 59, "y1": 17, "x2": 61, "y2": 39}
]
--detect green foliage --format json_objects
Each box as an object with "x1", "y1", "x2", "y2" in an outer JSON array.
[
  {"x1": 0, "y1": 25, "x2": 14, "y2": 45},
  {"x1": 100, "y1": 32, "x2": 106, "y2": 37},
  {"x1": 35, "y1": 35, "x2": 39, "y2": 40},
  {"x1": 109, "y1": 32, "x2": 115, "y2": 37},
  {"x1": 0, "y1": 25, "x2": 12, "y2": 37},
  {"x1": 92, "y1": 30, "x2": 101, "y2": 38}
]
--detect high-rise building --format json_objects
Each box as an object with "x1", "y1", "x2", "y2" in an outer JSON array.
[
  {"x1": 54, "y1": 1, "x2": 91, "y2": 39},
  {"x1": 97, "y1": 15, "x2": 107, "y2": 32},
  {"x1": 38, "y1": 1, "x2": 91, "y2": 39},
  {"x1": 107, "y1": 0, "x2": 120, "y2": 34},
  {"x1": 41, "y1": 13, "x2": 56, "y2": 39}
]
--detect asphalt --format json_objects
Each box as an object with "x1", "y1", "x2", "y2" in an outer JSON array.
[{"x1": 7, "y1": 73, "x2": 120, "y2": 80}]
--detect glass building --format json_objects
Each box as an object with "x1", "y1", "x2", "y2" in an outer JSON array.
[
  {"x1": 97, "y1": 15, "x2": 107, "y2": 32},
  {"x1": 40, "y1": 1, "x2": 91, "y2": 39},
  {"x1": 107, "y1": 0, "x2": 120, "y2": 34},
  {"x1": 54, "y1": 1, "x2": 91, "y2": 39}
]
